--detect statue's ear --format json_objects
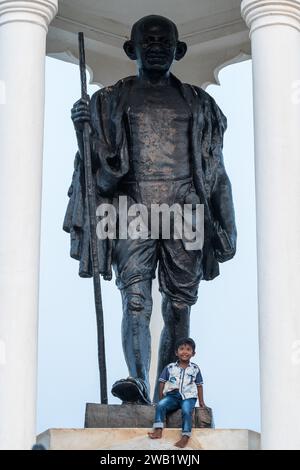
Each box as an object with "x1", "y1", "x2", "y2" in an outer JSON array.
[
  {"x1": 175, "y1": 41, "x2": 187, "y2": 61},
  {"x1": 123, "y1": 40, "x2": 137, "y2": 60}
]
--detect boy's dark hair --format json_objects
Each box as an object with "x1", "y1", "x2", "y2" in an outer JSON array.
[{"x1": 175, "y1": 337, "x2": 196, "y2": 352}]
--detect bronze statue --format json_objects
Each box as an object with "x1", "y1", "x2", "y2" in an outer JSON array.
[{"x1": 64, "y1": 15, "x2": 237, "y2": 404}]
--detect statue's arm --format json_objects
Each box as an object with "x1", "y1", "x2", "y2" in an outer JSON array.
[
  {"x1": 89, "y1": 88, "x2": 129, "y2": 196},
  {"x1": 71, "y1": 95, "x2": 98, "y2": 165},
  {"x1": 210, "y1": 158, "x2": 237, "y2": 261},
  {"x1": 207, "y1": 96, "x2": 237, "y2": 262},
  {"x1": 64, "y1": 90, "x2": 114, "y2": 278}
]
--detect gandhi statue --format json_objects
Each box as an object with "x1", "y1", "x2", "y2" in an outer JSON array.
[{"x1": 64, "y1": 15, "x2": 237, "y2": 404}]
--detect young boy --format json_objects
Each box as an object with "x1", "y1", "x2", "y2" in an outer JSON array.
[{"x1": 148, "y1": 337, "x2": 205, "y2": 448}]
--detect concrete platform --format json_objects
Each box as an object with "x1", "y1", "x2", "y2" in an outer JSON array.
[{"x1": 37, "y1": 428, "x2": 260, "y2": 450}]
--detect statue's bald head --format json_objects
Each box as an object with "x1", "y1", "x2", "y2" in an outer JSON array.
[{"x1": 130, "y1": 15, "x2": 178, "y2": 42}]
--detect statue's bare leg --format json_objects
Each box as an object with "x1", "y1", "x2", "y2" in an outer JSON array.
[
  {"x1": 120, "y1": 279, "x2": 153, "y2": 400},
  {"x1": 153, "y1": 294, "x2": 190, "y2": 402}
]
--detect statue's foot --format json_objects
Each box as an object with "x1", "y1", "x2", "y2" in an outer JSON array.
[{"x1": 111, "y1": 377, "x2": 152, "y2": 405}]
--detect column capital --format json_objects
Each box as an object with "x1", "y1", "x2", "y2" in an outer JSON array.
[
  {"x1": 0, "y1": 0, "x2": 57, "y2": 31},
  {"x1": 241, "y1": 0, "x2": 300, "y2": 35}
]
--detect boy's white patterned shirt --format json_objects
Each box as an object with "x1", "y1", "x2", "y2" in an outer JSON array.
[{"x1": 159, "y1": 361, "x2": 203, "y2": 399}]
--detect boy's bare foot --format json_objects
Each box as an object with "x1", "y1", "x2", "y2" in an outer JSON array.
[
  {"x1": 174, "y1": 435, "x2": 190, "y2": 448},
  {"x1": 148, "y1": 428, "x2": 162, "y2": 439}
]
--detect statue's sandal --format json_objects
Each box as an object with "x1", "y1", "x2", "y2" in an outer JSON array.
[{"x1": 111, "y1": 377, "x2": 152, "y2": 405}]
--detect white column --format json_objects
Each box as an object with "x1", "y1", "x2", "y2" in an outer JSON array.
[
  {"x1": 241, "y1": 0, "x2": 300, "y2": 450},
  {"x1": 0, "y1": 0, "x2": 57, "y2": 449}
]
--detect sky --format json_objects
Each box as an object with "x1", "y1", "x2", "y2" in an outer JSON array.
[{"x1": 37, "y1": 56, "x2": 260, "y2": 434}]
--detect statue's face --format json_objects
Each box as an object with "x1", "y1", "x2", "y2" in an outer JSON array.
[{"x1": 133, "y1": 18, "x2": 178, "y2": 73}]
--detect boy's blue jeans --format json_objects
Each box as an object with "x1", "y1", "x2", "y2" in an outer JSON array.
[{"x1": 153, "y1": 391, "x2": 197, "y2": 436}]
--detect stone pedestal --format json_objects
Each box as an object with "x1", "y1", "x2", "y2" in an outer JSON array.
[
  {"x1": 33, "y1": 404, "x2": 260, "y2": 450},
  {"x1": 37, "y1": 428, "x2": 260, "y2": 450},
  {"x1": 85, "y1": 403, "x2": 213, "y2": 429}
]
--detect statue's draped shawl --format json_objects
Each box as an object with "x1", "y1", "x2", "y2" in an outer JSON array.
[{"x1": 63, "y1": 74, "x2": 236, "y2": 281}]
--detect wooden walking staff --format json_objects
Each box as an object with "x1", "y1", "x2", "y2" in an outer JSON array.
[{"x1": 78, "y1": 32, "x2": 108, "y2": 404}]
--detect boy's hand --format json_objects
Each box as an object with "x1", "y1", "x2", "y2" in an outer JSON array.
[
  {"x1": 159, "y1": 382, "x2": 165, "y2": 401},
  {"x1": 199, "y1": 401, "x2": 206, "y2": 408}
]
